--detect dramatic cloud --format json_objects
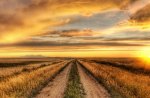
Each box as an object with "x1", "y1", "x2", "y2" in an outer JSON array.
[
  {"x1": 53, "y1": 10, "x2": 129, "y2": 31},
  {"x1": 39, "y1": 29, "x2": 96, "y2": 38},
  {"x1": 0, "y1": 0, "x2": 137, "y2": 43},
  {"x1": 0, "y1": 0, "x2": 149, "y2": 57},
  {"x1": 130, "y1": 4, "x2": 150, "y2": 22}
]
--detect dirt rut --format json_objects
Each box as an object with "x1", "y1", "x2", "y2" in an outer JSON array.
[
  {"x1": 35, "y1": 63, "x2": 71, "y2": 98},
  {"x1": 77, "y1": 62, "x2": 111, "y2": 98}
]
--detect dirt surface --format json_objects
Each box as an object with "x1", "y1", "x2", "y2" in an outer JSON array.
[
  {"x1": 35, "y1": 63, "x2": 71, "y2": 98},
  {"x1": 77, "y1": 63, "x2": 111, "y2": 98}
]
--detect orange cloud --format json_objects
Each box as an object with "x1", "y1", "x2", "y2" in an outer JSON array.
[
  {"x1": 1, "y1": 0, "x2": 149, "y2": 58},
  {"x1": 130, "y1": 3, "x2": 150, "y2": 22},
  {"x1": 0, "y1": 0, "x2": 137, "y2": 44}
]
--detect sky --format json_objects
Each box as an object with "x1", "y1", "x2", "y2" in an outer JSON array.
[{"x1": 0, "y1": 0, "x2": 150, "y2": 58}]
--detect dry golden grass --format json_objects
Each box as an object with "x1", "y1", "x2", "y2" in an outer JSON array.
[
  {"x1": 0, "y1": 61, "x2": 62, "y2": 80},
  {"x1": 0, "y1": 67, "x2": 24, "y2": 78},
  {"x1": 0, "y1": 63, "x2": 42, "y2": 78},
  {"x1": 0, "y1": 61, "x2": 68, "y2": 98},
  {"x1": 80, "y1": 60, "x2": 150, "y2": 98},
  {"x1": 88, "y1": 58, "x2": 150, "y2": 71}
]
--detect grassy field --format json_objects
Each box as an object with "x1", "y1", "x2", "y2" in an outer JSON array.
[
  {"x1": 88, "y1": 58, "x2": 150, "y2": 73},
  {"x1": 0, "y1": 59, "x2": 69, "y2": 98},
  {"x1": 79, "y1": 59, "x2": 150, "y2": 98},
  {"x1": 0, "y1": 58, "x2": 64, "y2": 67},
  {"x1": 0, "y1": 61, "x2": 62, "y2": 82},
  {"x1": 0, "y1": 58, "x2": 150, "y2": 98}
]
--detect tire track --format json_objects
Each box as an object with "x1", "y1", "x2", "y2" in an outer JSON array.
[
  {"x1": 77, "y1": 61, "x2": 111, "y2": 98},
  {"x1": 35, "y1": 62, "x2": 71, "y2": 98}
]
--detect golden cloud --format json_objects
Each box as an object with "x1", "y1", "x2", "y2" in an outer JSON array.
[
  {"x1": 0, "y1": 0, "x2": 137, "y2": 44},
  {"x1": 130, "y1": 4, "x2": 150, "y2": 22}
]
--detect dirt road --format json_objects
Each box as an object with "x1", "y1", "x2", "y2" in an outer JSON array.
[
  {"x1": 35, "y1": 63, "x2": 71, "y2": 98},
  {"x1": 35, "y1": 61, "x2": 111, "y2": 98},
  {"x1": 77, "y1": 62, "x2": 111, "y2": 98}
]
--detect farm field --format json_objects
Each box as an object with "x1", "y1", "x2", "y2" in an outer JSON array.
[
  {"x1": 1, "y1": 0, "x2": 150, "y2": 98},
  {"x1": 0, "y1": 58, "x2": 150, "y2": 98},
  {"x1": 79, "y1": 58, "x2": 150, "y2": 98}
]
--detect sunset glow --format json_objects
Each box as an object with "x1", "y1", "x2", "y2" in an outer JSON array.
[
  {"x1": 138, "y1": 47, "x2": 150, "y2": 67},
  {"x1": 1, "y1": 1, "x2": 150, "y2": 97},
  {"x1": 0, "y1": 0, "x2": 150, "y2": 58}
]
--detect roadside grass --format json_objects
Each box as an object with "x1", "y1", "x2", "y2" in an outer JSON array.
[
  {"x1": 64, "y1": 61, "x2": 85, "y2": 98},
  {"x1": 0, "y1": 61, "x2": 69, "y2": 98},
  {"x1": 79, "y1": 60, "x2": 150, "y2": 98},
  {"x1": 93, "y1": 60, "x2": 150, "y2": 75},
  {"x1": 0, "y1": 61, "x2": 47, "y2": 67},
  {"x1": 0, "y1": 61, "x2": 62, "y2": 82}
]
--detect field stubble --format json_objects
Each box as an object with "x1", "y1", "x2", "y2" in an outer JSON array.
[
  {"x1": 79, "y1": 60, "x2": 150, "y2": 98},
  {"x1": 0, "y1": 61, "x2": 69, "y2": 98}
]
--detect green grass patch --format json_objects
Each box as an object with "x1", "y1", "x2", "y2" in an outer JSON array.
[{"x1": 64, "y1": 61, "x2": 85, "y2": 98}]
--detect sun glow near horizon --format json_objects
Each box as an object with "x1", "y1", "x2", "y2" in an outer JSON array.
[
  {"x1": 0, "y1": 0, "x2": 150, "y2": 58},
  {"x1": 136, "y1": 47, "x2": 150, "y2": 69}
]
